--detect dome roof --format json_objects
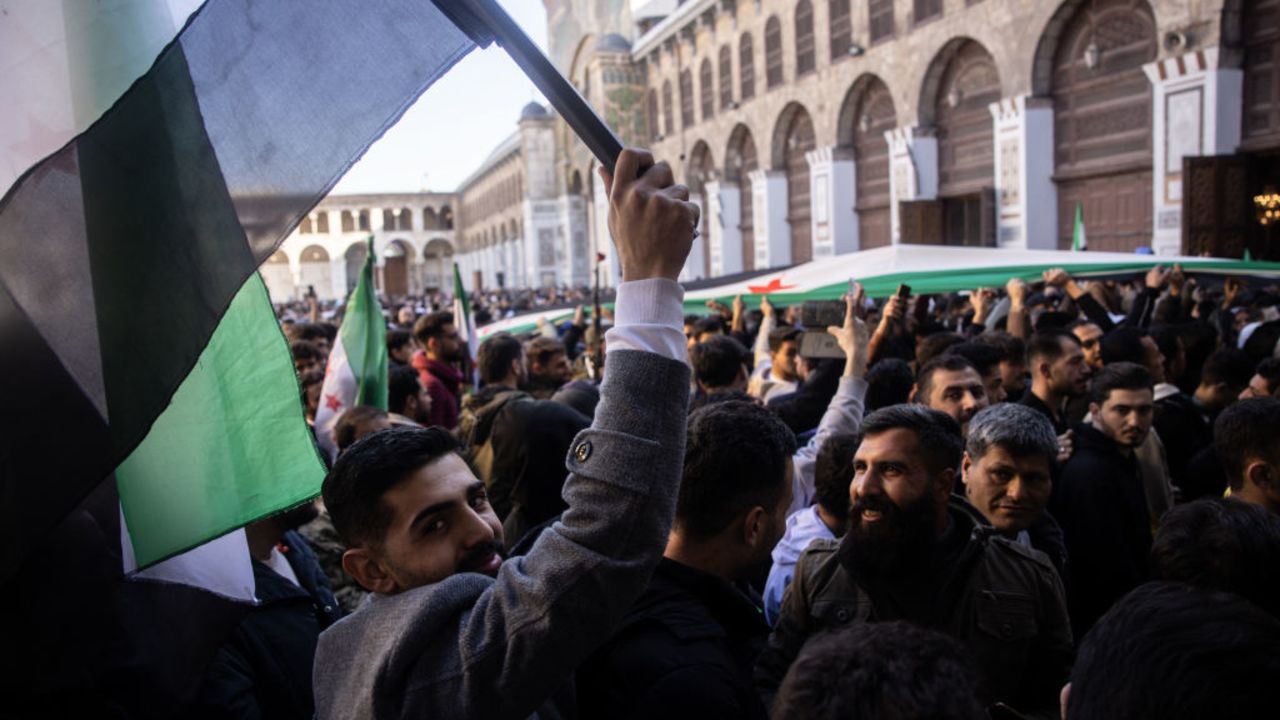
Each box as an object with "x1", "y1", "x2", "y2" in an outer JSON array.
[
  {"x1": 596, "y1": 33, "x2": 631, "y2": 52},
  {"x1": 519, "y1": 101, "x2": 549, "y2": 120}
]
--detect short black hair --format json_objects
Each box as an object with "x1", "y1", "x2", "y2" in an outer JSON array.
[
  {"x1": 773, "y1": 621, "x2": 984, "y2": 720},
  {"x1": 525, "y1": 336, "x2": 566, "y2": 368},
  {"x1": 864, "y1": 358, "x2": 914, "y2": 412},
  {"x1": 692, "y1": 315, "x2": 724, "y2": 337},
  {"x1": 767, "y1": 325, "x2": 803, "y2": 353},
  {"x1": 286, "y1": 322, "x2": 329, "y2": 344},
  {"x1": 861, "y1": 405, "x2": 964, "y2": 475},
  {"x1": 1214, "y1": 396, "x2": 1280, "y2": 489},
  {"x1": 290, "y1": 339, "x2": 324, "y2": 363},
  {"x1": 1068, "y1": 582, "x2": 1280, "y2": 719},
  {"x1": 323, "y1": 426, "x2": 460, "y2": 548},
  {"x1": 387, "y1": 364, "x2": 420, "y2": 415},
  {"x1": 1026, "y1": 329, "x2": 1080, "y2": 365},
  {"x1": 1089, "y1": 361, "x2": 1153, "y2": 405},
  {"x1": 945, "y1": 342, "x2": 1000, "y2": 378},
  {"x1": 1200, "y1": 347, "x2": 1254, "y2": 391},
  {"x1": 976, "y1": 331, "x2": 1026, "y2": 365},
  {"x1": 1099, "y1": 326, "x2": 1151, "y2": 366},
  {"x1": 914, "y1": 354, "x2": 977, "y2": 404},
  {"x1": 916, "y1": 331, "x2": 965, "y2": 367},
  {"x1": 678, "y1": 400, "x2": 797, "y2": 539},
  {"x1": 689, "y1": 334, "x2": 750, "y2": 390},
  {"x1": 1255, "y1": 357, "x2": 1280, "y2": 394},
  {"x1": 412, "y1": 311, "x2": 454, "y2": 346},
  {"x1": 814, "y1": 433, "x2": 860, "y2": 519},
  {"x1": 333, "y1": 405, "x2": 388, "y2": 454},
  {"x1": 386, "y1": 329, "x2": 412, "y2": 354},
  {"x1": 476, "y1": 333, "x2": 523, "y2": 385},
  {"x1": 1151, "y1": 498, "x2": 1280, "y2": 618}
]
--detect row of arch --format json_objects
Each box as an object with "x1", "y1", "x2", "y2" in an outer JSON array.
[
  {"x1": 682, "y1": 0, "x2": 1159, "y2": 261},
  {"x1": 264, "y1": 238, "x2": 455, "y2": 300},
  {"x1": 466, "y1": 218, "x2": 524, "y2": 251},
  {"x1": 298, "y1": 205, "x2": 455, "y2": 235}
]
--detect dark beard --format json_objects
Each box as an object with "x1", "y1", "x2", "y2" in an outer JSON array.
[{"x1": 839, "y1": 491, "x2": 938, "y2": 579}]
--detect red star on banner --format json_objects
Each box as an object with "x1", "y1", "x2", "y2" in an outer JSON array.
[
  {"x1": 324, "y1": 393, "x2": 343, "y2": 411},
  {"x1": 746, "y1": 277, "x2": 797, "y2": 294}
]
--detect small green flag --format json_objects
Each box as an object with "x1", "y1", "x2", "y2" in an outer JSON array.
[
  {"x1": 453, "y1": 262, "x2": 479, "y2": 387},
  {"x1": 313, "y1": 236, "x2": 388, "y2": 460},
  {"x1": 1072, "y1": 202, "x2": 1087, "y2": 252},
  {"x1": 1244, "y1": 248, "x2": 1254, "y2": 262}
]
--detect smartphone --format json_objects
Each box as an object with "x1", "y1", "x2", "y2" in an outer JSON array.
[{"x1": 896, "y1": 283, "x2": 911, "y2": 298}]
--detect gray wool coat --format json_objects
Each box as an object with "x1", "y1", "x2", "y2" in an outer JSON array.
[{"x1": 313, "y1": 349, "x2": 691, "y2": 720}]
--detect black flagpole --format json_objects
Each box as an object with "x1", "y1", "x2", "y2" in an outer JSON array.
[{"x1": 435, "y1": 0, "x2": 625, "y2": 174}]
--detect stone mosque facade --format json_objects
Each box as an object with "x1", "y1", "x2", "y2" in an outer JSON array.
[{"x1": 267, "y1": 0, "x2": 1280, "y2": 302}]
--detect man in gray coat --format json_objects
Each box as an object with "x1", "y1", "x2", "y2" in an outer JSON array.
[{"x1": 312, "y1": 147, "x2": 699, "y2": 720}]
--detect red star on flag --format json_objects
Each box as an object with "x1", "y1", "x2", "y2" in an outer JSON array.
[
  {"x1": 324, "y1": 393, "x2": 343, "y2": 411},
  {"x1": 746, "y1": 277, "x2": 797, "y2": 294}
]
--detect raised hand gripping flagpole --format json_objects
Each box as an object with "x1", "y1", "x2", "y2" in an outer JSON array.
[{"x1": 433, "y1": 0, "x2": 625, "y2": 175}]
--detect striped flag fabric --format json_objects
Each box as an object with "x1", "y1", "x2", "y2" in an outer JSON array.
[
  {"x1": 0, "y1": 0, "x2": 475, "y2": 580},
  {"x1": 314, "y1": 237, "x2": 390, "y2": 461},
  {"x1": 453, "y1": 261, "x2": 480, "y2": 387},
  {"x1": 1072, "y1": 202, "x2": 1088, "y2": 252}
]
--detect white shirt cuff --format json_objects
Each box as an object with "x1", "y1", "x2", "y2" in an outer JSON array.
[{"x1": 605, "y1": 278, "x2": 686, "y2": 361}]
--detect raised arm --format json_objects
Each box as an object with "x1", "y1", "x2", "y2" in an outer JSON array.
[
  {"x1": 789, "y1": 289, "x2": 869, "y2": 513},
  {"x1": 456, "y1": 149, "x2": 700, "y2": 717}
]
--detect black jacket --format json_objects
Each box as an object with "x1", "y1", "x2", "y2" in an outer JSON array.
[
  {"x1": 755, "y1": 496, "x2": 1072, "y2": 720},
  {"x1": 1152, "y1": 392, "x2": 1212, "y2": 499},
  {"x1": 1050, "y1": 423, "x2": 1152, "y2": 638},
  {"x1": 578, "y1": 558, "x2": 771, "y2": 720},
  {"x1": 196, "y1": 531, "x2": 342, "y2": 720},
  {"x1": 1020, "y1": 391, "x2": 1068, "y2": 435}
]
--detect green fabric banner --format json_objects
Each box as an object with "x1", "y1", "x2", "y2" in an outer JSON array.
[{"x1": 116, "y1": 274, "x2": 326, "y2": 567}]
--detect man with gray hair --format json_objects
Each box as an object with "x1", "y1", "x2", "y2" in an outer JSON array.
[{"x1": 962, "y1": 404, "x2": 1070, "y2": 584}]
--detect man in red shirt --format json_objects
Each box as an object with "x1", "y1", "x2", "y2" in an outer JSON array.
[{"x1": 412, "y1": 311, "x2": 465, "y2": 430}]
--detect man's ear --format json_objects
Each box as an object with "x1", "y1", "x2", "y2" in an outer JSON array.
[
  {"x1": 910, "y1": 382, "x2": 921, "y2": 404},
  {"x1": 510, "y1": 357, "x2": 523, "y2": 380},
  {"x1": 1088, "y1": 401, "x2": 1100, "y2": 419},
  {"x1": 1245, "y1": 460, "x2": 1274, "y2": 490},
  {"x1": 342, "y1": 548, "x2": 398, "y2": 595},
  {"x1": 961, "y1": 452, "x2": 972, "y2": 481},
  {"x1": 935, "y1": 467, "x2": 956, "y2": 501},
  {"x1": 1060, "y1": 682, "x2": 1071, "y2": 720},
  {"x1": 742, "y1": 506, "x2": 767, "y2": 548}
]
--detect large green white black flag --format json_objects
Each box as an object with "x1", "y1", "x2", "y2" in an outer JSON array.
[{"x1": 0, "y1": 0, "x2": 474, "y2": 580}]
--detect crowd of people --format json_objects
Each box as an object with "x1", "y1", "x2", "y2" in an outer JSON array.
[{"x1": 216, "y1": 149, "x2": 1280, "y2": 719}]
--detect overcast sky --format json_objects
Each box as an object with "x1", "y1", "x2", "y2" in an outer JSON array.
[{"x1": 332, "y1": 0, "x2": 549, "y2": 195}]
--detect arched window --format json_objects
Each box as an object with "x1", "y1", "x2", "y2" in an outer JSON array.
[
  {"x1": 357, "y1": 210, "x2": 370, "y2": 231},
  {"x1": 699, "y1": 58, "x2": 715, "y2": 121},
  {"x1": 739, "y1": 33, "x2": 755, "y2": 101},
  {"x1": 662, "y1": 80, "x2": 675, "y2": 135},
  {"x1": 315, "y1": 211, "x2": 329, "y2": 233},
  {"x1": 398, "y1": 208, "x2": 412, "y2": 231},
  {"x1": 829, "y1": 0, "x2": 852, "y2": 60},
  {"x1": 914, "y1": 0, "x2": 942, "y2": 25},
  {"x1": 382, "y1": 208, "x2": 396, "y2": 229},
  {"x1": 647, "y1": 89, "x2": 660, "y2": 140},
  {"x1": 679, "y1": 69, "x2": 694, "y2": 129},
  {"x1": 719, "y1": 45, "x2": 733, "y2": 109},
  {"x1": 795, "y1": 1, "x2": 815, "y2": 77},
  {"x1": 869, "y1": 0, "x2": 894, "y2": 43},
  {"x1": 423, "y1": 206, "x2": 438, "y2": 230},
  {"x1": 765, "y1": 17, "x2": 783, "y2": 88},
  {"x1": 341, "y1": 210, "x2": 355, "y2": 232},
  {"x1": 299, "y1": 216, "x2": 313, "y2": 234}
]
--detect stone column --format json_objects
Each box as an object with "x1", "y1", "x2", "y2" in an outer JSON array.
[
  {"x1": 1144, "y1": 47, "x2": 1243, "y2": 255},
  {"x1": 989, "y1": 95, "x2": 1056, "y2": 249},
  {"x1": 748, "y1": 169, "x2": 790, "y2": 269},
  {"x1": 885, "y1": 126, "x2": 938, "y2": 244},
  {"x1": 806, "y1": 146, "x2": 858, "y2": 257},
  {"x1": 705, "y1": 180, "x2": 743, "y2": 276}
]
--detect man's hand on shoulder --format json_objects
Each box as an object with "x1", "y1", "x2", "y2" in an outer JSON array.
[{"x1": 599, "y1": 148, "x2": 699, "y2": 282}]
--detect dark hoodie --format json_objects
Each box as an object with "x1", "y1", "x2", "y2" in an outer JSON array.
[
  {"x1": 456, "y1": 385, "x2": 531, "y2": 519},
  {"x1": 1050, "y1": 422, "x2": 1151, "y2": 638},
  {"x1": 577, "y1": 558, "x2": 771, "y2": 720}
]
